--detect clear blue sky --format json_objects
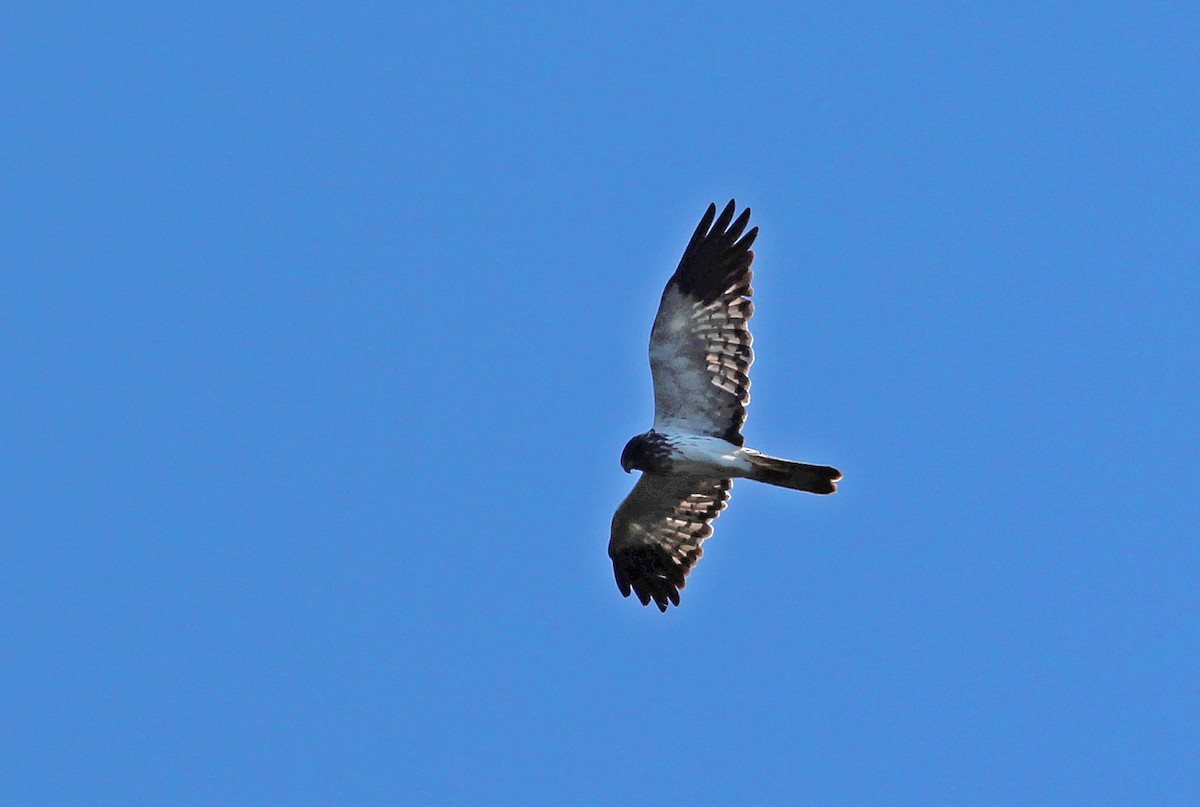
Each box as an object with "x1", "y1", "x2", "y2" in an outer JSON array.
[{"x1": 4, "y1": 3, "x2": 1198, "y2": 804}]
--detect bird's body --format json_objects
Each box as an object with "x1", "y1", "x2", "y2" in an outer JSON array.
[
  {"x1": 622, "y1": 431, "x2": 750, "y2": 476},
  {"x1": 609, "y1": 201, "x2": 842, "y2": 612}
]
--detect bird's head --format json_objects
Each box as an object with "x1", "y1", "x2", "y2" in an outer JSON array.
[
  {"x1": 621, "y1": 433, "x2": 660, "y2": 473},
  {"x1": 620, "y1": 435, "x2": 645, "y2": 473}
]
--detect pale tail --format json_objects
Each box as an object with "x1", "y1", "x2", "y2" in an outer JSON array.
[{"x1": 747, "y1": 452, "x2": 842, "y2": 494}]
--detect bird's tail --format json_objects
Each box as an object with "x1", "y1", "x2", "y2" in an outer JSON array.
[{"x1": 746, "y1": 452, "x2": 842, "y2": 494}]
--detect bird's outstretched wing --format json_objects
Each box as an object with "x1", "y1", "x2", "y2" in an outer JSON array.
[
  {"x1": 649, "y1": 201, "x2": 757, "y2": 446},
  {"x1": 608, "y1": 474, "x2": 732, "y2": 611}
]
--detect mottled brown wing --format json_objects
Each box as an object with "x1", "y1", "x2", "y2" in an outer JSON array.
[
  {"x1": 608, "y1": 475, "x2": 733, "y2": 612},
  {"x1": 650, "y1": 201, "x2": 756, "y2": 446}
]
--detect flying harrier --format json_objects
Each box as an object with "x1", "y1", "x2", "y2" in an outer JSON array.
[{"x1": 610, "y1": 201, "x2": 841, "y2": 611}]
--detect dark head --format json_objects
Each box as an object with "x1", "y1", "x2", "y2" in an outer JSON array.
[{"x1": 620, "y1": 431, "x2": 670, "y2": 473}]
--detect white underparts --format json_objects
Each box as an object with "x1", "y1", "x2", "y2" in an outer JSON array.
[{"x1": 661, "y1": 433, "x2": 756, "y2": 477}]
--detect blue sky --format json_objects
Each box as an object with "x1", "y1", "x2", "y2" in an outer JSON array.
[{"x1": 3, "y1": 3, "x2": 1198, "y2": 804}]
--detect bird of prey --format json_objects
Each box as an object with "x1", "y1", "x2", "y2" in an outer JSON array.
[{"x1": 609, "y1": 200, "x2": 842, "y2": 612}]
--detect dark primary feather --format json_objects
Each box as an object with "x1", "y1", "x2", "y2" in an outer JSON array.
[
  {"x1": 670, "y1": 200, "x2": 758, "y2": 303},
  {"x1": 649, "y1": 200, "x2": 757, "y2": 446},
  {"x1": 609, "y1": 475, "x2": 732, "y2": 612}
]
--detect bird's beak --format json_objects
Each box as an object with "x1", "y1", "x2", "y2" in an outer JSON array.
[{"x1": 621, "y1": 462, "x2": 632, "y2": 474}]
